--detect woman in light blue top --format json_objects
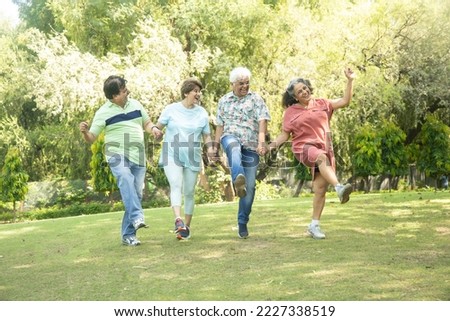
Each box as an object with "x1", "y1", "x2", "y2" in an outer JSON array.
[{"x1": 153, "y1": 78, "x2": 214, "y2": 240}]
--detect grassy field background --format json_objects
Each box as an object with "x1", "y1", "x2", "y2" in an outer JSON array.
[{"x1": 0, "y1": 190, "x2": 449, "y2": 301}]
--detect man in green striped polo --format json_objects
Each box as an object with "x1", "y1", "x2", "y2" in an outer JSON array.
[{"x1": 79, "y1": 75, "x2": 162, "y2": 246}]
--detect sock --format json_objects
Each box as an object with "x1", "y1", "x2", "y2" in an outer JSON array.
[
  {"x1": 335, "y1": 184, "x2": 342, "y2": 191},
  {"x1": 311, "y1": 219, "x2": 320, "y2": 227}
]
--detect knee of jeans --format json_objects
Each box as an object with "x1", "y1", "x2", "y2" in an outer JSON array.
[{"x1": 221, "y1": 135, "x2": 240, "y2": 147}]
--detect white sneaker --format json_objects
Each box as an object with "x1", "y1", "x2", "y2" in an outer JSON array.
[
  {"x1": 308, "y1": 224, "x2": 326, "y2": 239},
  {"x1": 336, "y1": 183, "x2": 353, "y2": 204},
  {"x1": 122, "y1": 236, "x2": 141, "y2": 246},
  {"x1": 133, "y1": 218, "x2": 149, "y2": 231}
]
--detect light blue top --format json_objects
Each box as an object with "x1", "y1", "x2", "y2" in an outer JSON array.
[{"x1": 158, "y1": 102, "x2": 210, "y2": 171}]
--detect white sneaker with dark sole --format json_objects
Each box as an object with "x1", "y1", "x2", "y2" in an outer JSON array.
[
  {"x1": 122, "y1": 236, "x2": 141, "y2": 246},
  {"x1": 133, "y1": 219, "x2": 149, "y2": 231}
]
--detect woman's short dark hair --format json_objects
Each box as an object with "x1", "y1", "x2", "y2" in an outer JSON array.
[
  {"x1": 104, "y1": 75, "x2": 127, "y2": 99},
  {"x1": 281, "y1": 78, "x2": 314, "y2": 108},
  {"x1": 180, "y1": 78, "x2": 203, "y2": 100}
]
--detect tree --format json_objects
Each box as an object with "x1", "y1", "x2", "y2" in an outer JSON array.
[
  {"x1": 13, "y1": 0, "x2": 58, "y2": 34},
  {"x1": 14, "y1": 0, "x2": 145, "y2": 56},
  {"x1": 379, "y1": 120, "x2": 408, "y2": 191},
  {"x1": 351, "y1": 124, "x2": 383, "y2": 193},
  {"x1": 415, "y1": 115, "x2": 450, "y2": 190},
  {"x1": 0, "y1": 147, "x2": 29, "y2": 220},
  {"x1": 2, "y1": 0, "x2": 449, "y2": 194}
]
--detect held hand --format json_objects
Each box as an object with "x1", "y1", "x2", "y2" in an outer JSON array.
[
  {"x1": 344, "y1": 67, "x2": 356, "y2": 80},
  {"x1": 152, "y1": 127, "x2": 163, "y2": 141},
  {"x1": 258, "y1": 144, "x2": 268, "y2": 156},
  {"x1": 79, "y1": 121, "x2": 89, "y2": 133}
]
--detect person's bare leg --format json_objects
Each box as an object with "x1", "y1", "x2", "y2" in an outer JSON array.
[
  {"x1": 316, "y1": 154, "x2": 338, "y2": 186},
  {"x1": 308, "y1": 172, "x2": 328, "y2": 239},
  {"x1": 312, "y1": 173, "x2": 328, "y2": 221}
]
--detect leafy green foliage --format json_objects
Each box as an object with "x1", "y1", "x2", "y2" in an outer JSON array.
[
  {"x1": 351, "y1": 124, "x2": 383, "y2": 178},
  {"x1": 0, "y1": 147, "x2": 29, "y2": 215},
  {"x1": 1, "y1": 0, "x2": 450, "y2": 192},
  {"x1": 145, "y1": 142, "x2": 169, "y2": 188},
  {"x1": 293, "y1": 158, "x2": 313, "y2": 181},
  {"x1": 89, "y1": 133, "x2": 117, "y2": 198},
  {"x1": 415, "y1": 115, "x2": 450, "y2": 181},
  {"x1": 195, "y1": 167, "x2": 229, "y2": 204},
  {"x1": 379, "y1": 120, "x2": 408, "y2": 177}
]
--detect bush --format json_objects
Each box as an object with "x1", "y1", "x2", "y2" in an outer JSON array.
[
  {"x1": 255, "y1": 180, "x2": 292, "y2": 200},
  {"x1": 18, "y1": 202, "x2": 116, "y2": 221},
  {"x1": 195, "y1": 168, "x2": 229, "y2": 204}
]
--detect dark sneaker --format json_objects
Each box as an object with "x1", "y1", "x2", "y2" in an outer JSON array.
[
  {"x1": 174, "y1": 218, "x2": 186, "y2": 231},
  {"x1": 177, "y1": 226, "x2": 191, "y2": 240},
  {"x1": 133, "y1": 218, "x2": 149, "y2": 231},
  {"x1": 122, "y1": 236, "x2": 141, "y2": 246},
  {"x1": 174, "y1": 218, "x2": 187, "y2": 239},
  {"x1": 234, "y1": 174, "x2": 247, "y2": 198},
  {"x1": 238, "y1": 223, "x2": 249, "y2": 239},
  {"x1": 336, "y1": 183, "x2": 353, "y2": 204}
]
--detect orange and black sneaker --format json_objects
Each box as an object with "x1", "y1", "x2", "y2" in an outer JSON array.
[{"x1": 174, "y1": 218, "x2": 190, "y2": 240}]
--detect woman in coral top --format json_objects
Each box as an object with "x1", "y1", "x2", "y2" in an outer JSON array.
[{"x1": 268, "y1": 68, "x2": 355, "y2": 239}]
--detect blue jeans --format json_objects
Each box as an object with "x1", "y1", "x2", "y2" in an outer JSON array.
[
  {"x1": 221, "y1": 135, "x2": 259, "y2": 225},
  {"x1": 107, "y1": 154, "x2": 146, "y2": 239}
]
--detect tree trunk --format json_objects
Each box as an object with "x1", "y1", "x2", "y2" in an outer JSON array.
[
  {"x1": 409, "y1": 164, "x2": 416, "y2": 190},
  {"x1": 13, "y1": 201, "x2": 17, "y2": 222},
  {"x1": 364, "y1": 176, "x2": 370, "y2": 193},
  {"x1": 293, "y1": 180, "x2": 305, "y2": 197}
]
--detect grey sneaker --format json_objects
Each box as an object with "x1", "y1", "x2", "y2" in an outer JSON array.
[
  {"x1": 234, "y1": 174, "x2": 247, "y2": 198},
  {"x1": 336, "y1": 183, "x2": 353, "y2": 204},
  {"x1": 133, "y1": 218, "x2": 149, "y2": 231},
  {"x1": 307, "y1": 224, "x2": 326, "y2": 239},
  {"x1": 122, "y1": 236, "x2": 141, "y2": 246}
]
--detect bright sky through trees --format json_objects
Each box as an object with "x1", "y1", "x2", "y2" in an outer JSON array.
[{"x1": 0, "y1": 0, "x2": 19, "y2": 26}]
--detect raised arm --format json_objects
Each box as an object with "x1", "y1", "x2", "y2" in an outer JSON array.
[{"x1": 329, "y1": 67, "x2": 356, "y2": 110}]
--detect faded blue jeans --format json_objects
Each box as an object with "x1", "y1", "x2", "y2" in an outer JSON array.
[
  {"x1": 221, "y1": 135, "x2": 259, "y2": 225},
  {"x1": 107, "y1": 154, "x2": 146, "y2": 239}
]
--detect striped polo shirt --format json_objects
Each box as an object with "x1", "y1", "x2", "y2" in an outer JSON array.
[{"x1": 89, "y1": 98, "x2": 150, "y2": 166}]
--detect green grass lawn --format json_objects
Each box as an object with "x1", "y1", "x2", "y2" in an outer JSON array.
[{"x1": 0, "y1": 190, "x2": 449, "y2": 301}]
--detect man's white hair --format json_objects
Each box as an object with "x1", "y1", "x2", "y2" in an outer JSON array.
[{"x1": 229, "y1": 67, "x2": 252, "y2": 83}]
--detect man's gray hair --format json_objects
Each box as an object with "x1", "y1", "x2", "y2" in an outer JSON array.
[{"x1": 229, "y1": 67, "x2": 252, "y2": 83}]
